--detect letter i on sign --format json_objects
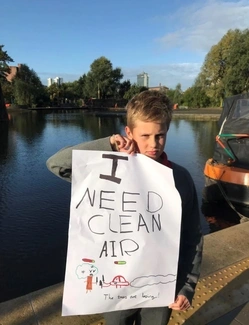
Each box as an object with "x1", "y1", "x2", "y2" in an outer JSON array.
[{"x1": 99, "y1": 154, "x2": 128, "y2": 184}]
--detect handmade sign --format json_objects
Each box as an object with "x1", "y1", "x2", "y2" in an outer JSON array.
[{"x1": 62, "y1": 150, "x2": 182, "y2": 316}]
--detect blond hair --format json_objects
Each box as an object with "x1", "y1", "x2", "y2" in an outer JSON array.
[{"x1": 126, "y1": 90, "x2": 173, "y2": 130}]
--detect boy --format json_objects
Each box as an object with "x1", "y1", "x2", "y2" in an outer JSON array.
[{"x1": 46, "y1": 90, "x2": 203, "y2": 325}]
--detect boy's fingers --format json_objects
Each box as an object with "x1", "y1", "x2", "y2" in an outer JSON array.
[
  {"x1": 182, "y1": 301, "x2": 191, "y2": 310},
  {"x1": 169, "y1": 295, "x2": 190, "y2": 311},
  {"x1": 118, "y1": 140, "x2": 137, "y2": 154},
  {"x1": 119, "y1": 143, "x2": 135, "y2": 154},
  {"x1": 111, "y1": 134, "x2": 137, "y2": 154},
  {"x1": 114, "y1": 135, "x2": 134, "y2": 151},
  {"x1": 114, "y1": 134, "x2": 126, "y2": 148},
  {"x1": 124, "y1": 142, "x2": 136, "y2": 154},
  {"x1": 110, "y1": 134, "x2": 127, "y2": 151},
  {"x1": 123, "y1": 138, "x2": 133, "y2": 150}
]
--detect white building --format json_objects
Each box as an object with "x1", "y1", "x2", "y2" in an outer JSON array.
[
  {"x1": 137, "y1": 72, "x2": 149, "y2": 87},
  {"x1": 47, "y1": 77, "x2": 63, "y2": 87},
  {"x1": 54, "y1": 77, "x2": 63, "y2": 85},
  {"x1": 47, "y1": 78, "x2": 53, "y2": 87}
]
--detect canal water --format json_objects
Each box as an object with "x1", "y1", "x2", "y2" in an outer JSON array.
[{"x1": 0, "y1": 110, "x2": 219, "y2": 302}]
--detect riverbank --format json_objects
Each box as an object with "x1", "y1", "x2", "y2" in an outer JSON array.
[
  {"x1": 94, "y1": 107, "x2": 222, "y2": 120},
  {"x1": 172, "y1": 108, "x2": 222, "y2": 120},
  {"x1": 7, "y1": 106, "x2": 222, "y2": 115},
  {"x1": 6, "y1": 106, "x2": 222, "y2": 121}
]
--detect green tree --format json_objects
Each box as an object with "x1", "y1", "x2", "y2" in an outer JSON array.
[
  {"x1": 165, "y1": 88, "x2": 175, "y2": 103},
  {"x1": 123, "y1": 83, "x2": 141, "y2": 100},
  {"x1": 46, "y1": 81, "x2": 83, "y2": 106},
  {"x1": 36, "y1": 85, "x2": 50, "y2": 107},
  {"x1": 46, "y1": 83, "x2": 63, "y2": 106},
  {"x1": 195, "y1": 29, "x2": 249, "y2": 106},
  {"x1": 183, "y1": 86, "x2": 211, "y2": 108},
  {"x1": 1, "y1": 82, "x2": 14, "y2": 104},
  {"x1": 0, "y1": 45, "x2": 13, "y2": 120},
  {"x1": 47, "y1": 83, "x2": 59, "y2": 101},
  {"x1": 173, "y1": 83, "x2": 183, "y2": 105},
  {"x1": 12, "y1": 64, "x2": 44, "y2": 107},
  {"x1": 139, "y1": 86, "x2": 149, "y2": 92},
  {"x1": 118, "y1": 80, "x2": 131, "y2": 98},
  {"x1": 165, "y1": 84, "x2": 183, "y2": 105},
  {"x1": 84, "y1": 57, "x2": 123, "y2": 99},
  {"x1": 63, "y1": 81, "x2": 81, "y2": 103},
  {"x1": 222, "y1": 29, "x2": 249, "y2": 95},
  {"x1": 110, "y1": 66, "x2": 124, "y2": 98},
  {"x1": 78, "y1": 74, "x2": 87, "y2": 99}
]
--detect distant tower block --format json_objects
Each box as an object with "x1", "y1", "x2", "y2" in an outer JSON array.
[
  {"x1": 53, "y1": 77, "x2": 63, "y2": 85},
  {"x1": 47, "y1": 78, "x2": 53, "y2": 87},
  {"x1": 47, "y1": 77, "x2": 63, "y2": 87},
  {"x1": 137, "y1": 72, "x2": 149, "y2": 87}
]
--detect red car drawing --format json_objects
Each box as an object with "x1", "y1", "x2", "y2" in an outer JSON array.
[{"x1": 102, "y1": 275, "x2": 130, "y2": 288}]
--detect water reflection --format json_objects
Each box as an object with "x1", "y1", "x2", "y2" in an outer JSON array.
[
  {"x1": 80, "y1": 114, "x2": 126, "y2": 139},
  {"x1": 201, "y1": 199, "x2": 241, "y2": 232},
  {"x1": 187, "y1": 120, "x2": 219, "y2": 159},
  {"x1": 44, "y1": 110, "x2": 126, "y2": 139},
  {"x1": 9, "y1": 110, "x2": 46, "y2": 140}
]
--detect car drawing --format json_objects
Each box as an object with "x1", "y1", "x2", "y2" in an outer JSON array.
[{"x1": 102, "y1": 275, "x2": 130, "y2": 288}]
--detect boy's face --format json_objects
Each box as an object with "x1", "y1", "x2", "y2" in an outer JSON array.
[{"x1": 125, "y1": 119, "x2": 168, "y2": 161}]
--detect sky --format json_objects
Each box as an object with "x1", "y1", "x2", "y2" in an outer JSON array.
[{"x1": 1, "y1": 0, "x2": 249, "y2": 90}]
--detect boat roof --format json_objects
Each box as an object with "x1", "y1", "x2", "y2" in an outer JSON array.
[
  {"x1": 218, "y1": 92, "x2": 249, "y2": 130},
  {"x1": 213, "y1": 93, "x2": 249, "y2": 168}
]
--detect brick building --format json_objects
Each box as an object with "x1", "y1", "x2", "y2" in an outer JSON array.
[
  {"x1": 5, "y1": 64, "x2": 22, "y2": 82},
  {"x1": 149, "y1": 83, "x2": 168, "y2": 92}
]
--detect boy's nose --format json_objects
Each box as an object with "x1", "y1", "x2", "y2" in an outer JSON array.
[{"x1": 149, "y1": 137, "x2": 157, "y2": 147}]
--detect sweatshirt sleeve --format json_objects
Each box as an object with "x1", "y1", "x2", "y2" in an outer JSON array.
[
  {"x1": 172, "y1": 163, "x2": 203, "y2": 304},
  {"x1": 46, "y1": 137, "x2": 113, "y2": 182}
]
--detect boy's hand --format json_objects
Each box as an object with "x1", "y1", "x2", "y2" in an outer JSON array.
[
  {"x1": 110, "y1": 134, "x2": 136, "y2": 154},
  {"x1": 169, "y1": 295, "x2": 190, "y2": 311}
]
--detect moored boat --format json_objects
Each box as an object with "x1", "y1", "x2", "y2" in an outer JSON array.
[{"x1": 202, "y1": 93, "x2": 249, "y2": 226}]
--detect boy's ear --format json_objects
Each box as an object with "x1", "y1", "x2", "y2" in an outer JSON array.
[{"x1": 125, "y1": 126, "x2": 133, "y2": 139}]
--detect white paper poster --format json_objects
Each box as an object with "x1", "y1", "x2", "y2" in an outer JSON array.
[{"x1": 62, "y1": 150, "x2": 182, "y2": 316}]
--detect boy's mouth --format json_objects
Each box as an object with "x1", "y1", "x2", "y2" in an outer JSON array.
[{"x1": 146, "y1": 151, "x2": 159, "y2": 159}]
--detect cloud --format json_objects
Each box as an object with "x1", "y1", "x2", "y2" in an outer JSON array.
[
  {"x1": 123, "y1": 63, "x2": 201, "y2": 90},
  {"x1": 156, "y1": 0, "x2": 249, "y2": 52}
]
